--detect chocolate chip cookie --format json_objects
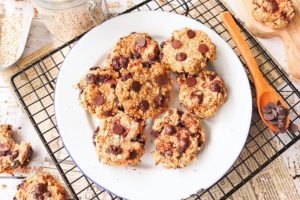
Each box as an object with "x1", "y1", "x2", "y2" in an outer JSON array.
[
  {"x1": 177, "y1": 70, "x2": 228, "y2": 118},
  {"x1": 116, "y1": 60, "x2": 172, "y2": 119},
  {"x1": 0, "y1": 124, "x2": 33, "y2": 174},
  {"x1": 78, "y1": 67, "x2": 119, "y2": 118},
  {"x1": 93, "y1": 111, "x2": 146, "y2": 166},
  {"x1": 14, "y1": 172, "x2": 66, "y2": 200},
  {"x1": 151, "y1": 108, "x2": 206, "y2": 168},
  {"x1": 106, "y1": 32, "x2": 159, "y2": 72},
  {"x1": 252, "y1": 0, "x2": 295, "y2": 29},
  {"x1": 161, "y1": 28, "x2": 216, "y2": 74}
]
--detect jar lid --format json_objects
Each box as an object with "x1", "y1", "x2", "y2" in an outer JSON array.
[{"x1": 32, "y1": 0, "x2": 87, "y2": 10}]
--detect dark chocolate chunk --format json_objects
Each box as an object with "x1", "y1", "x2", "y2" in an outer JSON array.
[
  {"x1": 112, "y1": 56, "x2": 121, "y2": 70},
  {"x1": 98, "y1": 74, "x2": 112, "y2": 83},
  {"x1": 151, "y1": 130, "x2": 160, "y2": 138},
  {"x1": 154, "y1": 94, "x2": 165, "y2": 107},
  {"x1": 186, "y1": 77, "x2": 197, "y2": 87},
  {"x1": 86, "y1": 74, "x2": 98, "y2": 84},
  {"x1": 94, "y1": 94, "x2": 105, "y2": 106},
  {"x1": 210, "y1": 81, "x2": 222, "y2": 92},
  {"x1": 104, "y1": 110, "x2": 113, "y2": 117},
  {"x1": 179, "y1": 137, "x2": 190, "y2": 154},
  {"x1": 119, "y1": 57, "x2": 129, "y2": 68},
  {"x1": 113, "y1": 124, "x2": 125, "y2": 135},
  {"x1": 175, "y1": 52, "x2": 187, "y2": 61},
  {"x1": 156, "y1": 74, "x2": 169, "y2": 86},
  {"x1": 208, "y1": 73, "x2": 217, "y2": 81},
  {"x1": 133, "y1": 51, "x2": 141, "y2": 59},
  {"x1": 108, "y1": 145, "x2": 123, "y2": 155},
  {"x1": 135, "y1": 37, "x2": 146, "y2": 47},
  {"x1": 35, "y1": 183, "x2": 47, "y2": 195},
  {"x1": 131, "y1": 133, "x2": 145, "y2": 145},
  {"x1": 89, "y1": 66, "x2": 100, "y2": 71},
  {"x1": 165, "y1": 125, "x2": 176, "y2": 135},
  {"x1": 0, "y1": 143, "x2": 10, "y2": 157},
  {"x1": 132, "y1": 81, "x2": 141, "y2": 93},
  {"x1": 142, "y1": 62, "x2": 152, "y2": 68},
  {"x1": 264, "y1": 112, "x2": 276, "y2": 121},
  {"x1": 288, "y1": 123, "x2": 299, "y2": 133},
  {"x1": 160, "y1": 41, "x2": 166, "y2": 48},
  {"x1": 129, "y1": 150, "x2": 137, "y2": 160},
  {"x1": 171, "y1": 40, "x2": 182, "y2": 49},
  {"x1": 187, "y1": 29, "x2": 196, "y2": 39},
  {"x1": 121, "y1": 73, "x2": 132, "y2": 81},
  {"x1": 268, "y1": 0, "x2": 279, "y2": 12},
  {"x1": 139, "y1": 100, "x2": 149, "y2": 112},
  {"x1": 198, "y1": 44, "x2": 209, "y2": 53}
]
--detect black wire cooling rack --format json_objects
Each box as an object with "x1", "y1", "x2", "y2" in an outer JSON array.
[{"x1": 10, "y1": 0, "x2": 300, "y2": 199}]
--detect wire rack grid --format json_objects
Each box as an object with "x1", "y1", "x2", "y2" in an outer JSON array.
[{"x1": 10, "y1": 0, "x2": 300, "y2": 199}]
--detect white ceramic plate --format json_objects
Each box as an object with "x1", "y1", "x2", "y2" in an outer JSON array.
[{"x1": 55, "y1": 11, "x2": 252, "y2": 200}]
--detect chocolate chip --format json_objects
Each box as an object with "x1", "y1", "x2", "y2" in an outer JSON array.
[
  {"x1": 131, "y1": 133, "x2": 145, "y2": 145},
  {"x1": 156, "y1": 74, "x2": 168, "y2": 86},
  {"x1": 154, "y1": 94, "x2": 165, "y2": 107},
  {"x1": 11, "y1": 160, "x2": 20, "y2": 168},
  {"x1": 139, "y1": 100, "x2": 149, "y2": 112},
  {"x1": 129, "y1": 150, "x2": 137, "y2": 160},
  {"x1": 165, "y1": 125, "x2": 176, "y2": 135},
  {"x1": 186, "y1": 77, "x2": 197, "y2": 87},
  {"x1": 108, "y1": 145, "x2": 123, "y2": 155},
  {"x1": 195, "y1": 93, "x2": 204, "y2": 104},
  {"x1": 268, "y1": 0, "x2": 279, "y2": 12},
  {"x1": 175, "y1": 52, "x2": 187, "y2": 61},
  {"x1": 210, "y1": 81, "x2": 222, "y2": 92},
  {"x1": 160, "y1": 41, "x2": 166, "y2": 48},
  {"x1": 94, "y1": 94, "x2": 105, "y2": 106},
  {"x1": 142, "y1": 62, "x2": 152, "y2": 68},
  {"x1": 151, "y1": 130, "x2": 160, "y2": 138},
  {"x1": 10, "y1": 151, "x2": 19, "y2": 161},
  {"x1": 179, "y1": 137, "x2": 190, "y2": 153},
  {"x1": 132, "y1": 81, "x2": 141, "y2": 92},
  {"x1": 177, "y1": 110, "x2": 184, "y2": 116},
  {"x1": 165, "y1": 150, "x2": 173, "y2": 157},
  {"x1": 17, "y1": 182, "x2": 24, "y2": 190},
  {"x1": 187, "y1": 29, "x2": 196, "y2": 39},
  {"x1": 208, "y1": 73, "x2": 217, "y2": 81},
  {"x1": 264, "y1": 112, "x2": 276, "y2": 121},
  {"x1": 198, "y1": 44, "x2": 209, "y2": 53},
  {"x1": 35, "y1": 183, "x2": 47, "y2": 195},
  {"x1": 86, "y1": 74, "x2": 98, "y2": 84},
  {"x1": 98, "y1": 74, "x2": 112, "y2": 83},
  {"x1": 112, "y1": 57, "x2": 121, "y2": 70},
  {"x1": 121, "y1": 73, "x2": 132, "y2": 81},
  {"x1": 89, "y1": 66, "x2": 100, "y2": 71},
  {"x1": 119, "y1": 57, "x2": 129, "y2": 68},
  {"x1": 276, "y1": 105, "x2": 287, "y2": 116},
  {"x1": 171, "y1": 40, "x2": 182, "y2": 49},
  {"x1": 133, "y1": 51, "x2": 141, "y2": 59},
  {"x1": 177, "y1": 121, "x2": 185, "y2": 128},
  {"x1": 277, "y1": 120, "x2": 286, "y2": 132},
  {"x1": 135, "y1": 37, "x2": 146, "y2": 47},
  {"x1": 104, "y1": 110, "x2": 113, "y2": 117},
  {"x1": 288, "y1": 123, "x2": 299, "y2": 133},
  {"x1": 0, "y1": 143, "x2": 10, "y2": 157},
  {"x1": 113, "y1": 123, "x2": 125, "y2": 135}
]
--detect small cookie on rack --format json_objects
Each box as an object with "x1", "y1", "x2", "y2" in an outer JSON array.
[
  {"x1": 151, "y1": 108, "x2": 206, "y2": 168},
  {"x1": 14, "y1": 172, "x2": 66, "y2": 200},
  {"x1": 0, "y1": 124, "x2": 33, "y2": 174},
  {"x1": 252, "y1": 0, "x2": 295, "y2": 29},
  {"x1": 106, "y1": 32, "x2": 159, "y2": 73},
  {"x1": 93, "y1": 111, "x2": 146, "y2": 166},
  {"x1": 161, "y1": 28, "x2": 216, "y2": 74},
  {"x1": 116, "y1": 60, "x2": 172, "y2": 119},
  {"x1": 177, "y1": 70, "x2": 228, "y2": 118},
  {"x1": 78, "y1": 67, "x2": 119, "y2": 118}
]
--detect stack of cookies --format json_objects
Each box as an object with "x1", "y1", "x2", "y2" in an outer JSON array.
[{"x1": 77, "y1": 28, "x2": 228, "y2": 168}]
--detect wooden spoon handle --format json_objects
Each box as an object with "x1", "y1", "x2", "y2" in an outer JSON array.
[{"x1": 220, "y1": 11, "x2": 268, "y2": 91}]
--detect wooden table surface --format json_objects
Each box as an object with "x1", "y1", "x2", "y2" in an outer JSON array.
[{"x1": 0, "y1": 0, "x2": 299, "y2": 199}]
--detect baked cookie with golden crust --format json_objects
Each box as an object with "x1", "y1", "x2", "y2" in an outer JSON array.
[
  {"x1": 116, "y1": 60, "x2": 172, "y2": 119},
  {"x1": 78, "y1": 67, "x2": 120, "y2": 118},
  {"x1": 14, "y1": 172, "x2": 66, "y2": 200},
  {"x1": 252, "y1": 0, "x2": 295, "y2": 29},
  {"x1": 93, "y1": 111, "x2": 146, "y2": 166},
  {"x1": 177, "y1": 70, "x2": 228, "y2": 118},
  {"x1": 151, "y1": 108, "x2": 206, "y2": 168},
  {"x1": 161, "y1": 28, "x2": 216, "y2": 74},
  {"x1": 0, "y1": 124, "x2": 33, "y2": 174},
  {"x1": 106, "y1": 32, "x2": 159, "y2": 72}
]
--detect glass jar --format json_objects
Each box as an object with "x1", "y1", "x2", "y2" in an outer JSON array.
[{"x1": 32, "y1": 0, "x2": 109, "y2": 41}]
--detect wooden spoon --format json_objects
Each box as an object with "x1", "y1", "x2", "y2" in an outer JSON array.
[{"x1": 220, "y1": 11, "x2": 289, "y2": 132}]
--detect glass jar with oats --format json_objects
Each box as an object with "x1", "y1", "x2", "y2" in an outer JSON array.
[{"x1": 32, "y1": 0, "x2": 109, "y2": 41}]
